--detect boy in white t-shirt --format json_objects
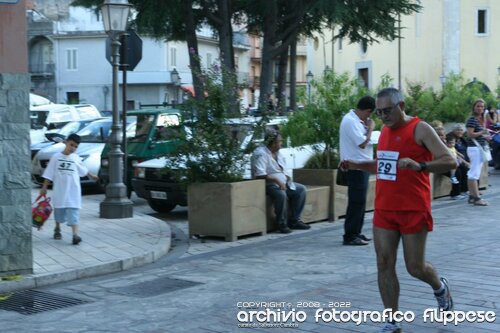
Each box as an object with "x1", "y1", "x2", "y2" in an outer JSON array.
[{"x1": 40, "y1": 133, "x2": 98, "y2": 245}]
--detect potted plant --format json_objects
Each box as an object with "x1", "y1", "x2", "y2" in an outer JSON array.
[
  {"x1": 282, "y1": 71, "x2": 374, "y2": 220},
  {"x1": 165, "y1": 64, "x2": 267, "y2": 241}
]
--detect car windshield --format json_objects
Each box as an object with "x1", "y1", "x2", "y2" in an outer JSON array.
[
  {"x1": 56, "y1": 120, "x2": 94, "y2": 137},
  {"x1": 127, "y1": 114, "x2": 181, "y2": 142},
  {"x1": 30, "y1": 111, "x2": 49, "y2": 130},
  {"x1": 77, "y1": 120, "x2": 112, "y2": 143}
]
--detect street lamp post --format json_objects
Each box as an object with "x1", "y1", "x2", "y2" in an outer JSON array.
[
  {"x1": 306, "y1": 70, "x2": 314, "y2": 103},
  {"x1": 170, "y1": 68, "x2": 181, "y2": 104},
  {"x1": 100, "y1": 0, "x2": 133, "y2": 218},
  {"x1": 439, "y1": 74, "x2": 446, "y2": 87}
]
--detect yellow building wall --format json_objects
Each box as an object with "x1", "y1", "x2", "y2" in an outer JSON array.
[{"x1": 309, "y1": 0, "x2": 499, "y2": 94}]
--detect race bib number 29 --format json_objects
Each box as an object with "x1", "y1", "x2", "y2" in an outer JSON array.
[{"x1": 377, "y1": 150, "x2": 399, "y2": 181}]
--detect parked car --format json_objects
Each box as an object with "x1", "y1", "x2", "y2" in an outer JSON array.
[
  {"x1": 32, "y1": 118, "x2": 135, "y2": 187},
  {"x1": 30, "y1": 118, "x2": 104, "y2": 159},
  {"x1": 99, "y1": 107, "x2": 183, "y2": 196},
  {"x1": 30, "y1": 103, "x2": 102, "y2": 144},
  {"x1": 132, "y1": 116, "x2": 323, "y2": 213}
]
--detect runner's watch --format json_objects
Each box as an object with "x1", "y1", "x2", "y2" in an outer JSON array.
[{"x1": 419, "y1": 162, "x2": 428, "y2": 171}]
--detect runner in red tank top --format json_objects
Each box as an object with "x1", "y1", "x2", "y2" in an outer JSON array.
[{"x1": 340, "y1": 88, "x2": 456, "y2": 333}]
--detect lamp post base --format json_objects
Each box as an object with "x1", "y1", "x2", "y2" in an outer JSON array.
[{"x1": 100, "y1": 199, "x2": 134, "y2": 218}]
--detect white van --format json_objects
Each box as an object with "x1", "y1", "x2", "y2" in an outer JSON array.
[
  {"x1": 131, "y1": 116, "x2": 323, "y2": 212},
  {"x1": 30, "y1": 103, "x2": 101, "y2": 144}
]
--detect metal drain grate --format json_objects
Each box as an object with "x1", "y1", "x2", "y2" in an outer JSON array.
[
  {"x1": 110, "y1": 277, "x2": 202, "y2": 297},
  {"x1": 0, "y1": 290, "x2": 90, "y2": 315}
]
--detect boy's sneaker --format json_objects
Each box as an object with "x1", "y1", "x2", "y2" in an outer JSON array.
[
  {"x1": 450, "y1": 176, "x2": 459, "y2": 184},
  {"x1": 53, "y1": 228, "x2": 62, "y2": 240},
  {"x1": 380, "y1": 322, "x2": 402, "y2": 333},
  {"x1": 450, "y1": 194, "x2": 466, "y2": 200},
  {"x1": 435, "y1": 277, "x2": 453, "y2": 311},
  {"x1": 72, "y1": 235, "x2": 82, "y2": 245}
]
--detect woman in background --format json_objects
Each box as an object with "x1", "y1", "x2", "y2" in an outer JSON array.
[{"x1": 466, "y1": 99, "x2": 489, "y2": 206}]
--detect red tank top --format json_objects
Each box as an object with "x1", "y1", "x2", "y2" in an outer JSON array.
[{"x1": 375, "y1": 117, "x2": 432, "y2": 211}]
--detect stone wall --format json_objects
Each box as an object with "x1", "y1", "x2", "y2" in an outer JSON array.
[{"x1": 0, "y1": 73, "x2": 33, "y2": 275}]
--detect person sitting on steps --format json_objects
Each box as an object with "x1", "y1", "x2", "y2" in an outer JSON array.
[{"x1": 251, "y1": 129, "x2": 310, "y2": 234}]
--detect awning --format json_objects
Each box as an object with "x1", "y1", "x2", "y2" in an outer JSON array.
[
  {"x1": 181, "y1": 85, "x2": 208, "y2": 97},
  {"x1": 30, "y1": 93, "x2": 52, "y2": 107}
]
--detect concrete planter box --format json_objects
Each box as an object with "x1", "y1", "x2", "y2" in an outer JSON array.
[
  {"x1": 266, "y1": 185, "x2": 330, "y2": 231},
  {"x1": 293, "y1": 169, "x2": 376, "y2": 221},
  {"x1": 430, "y1": 173, "x2": 452, "y2": 199},
  {"x1": 188, "y1": 179, "x2": 267, "y2": 241},
  {"x1": 431, "y1": 163, "x2": 488, "y2": 198}
]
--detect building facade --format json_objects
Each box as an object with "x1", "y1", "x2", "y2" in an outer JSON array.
[
  {"x1": 27, "y1": 2, "x2": 253, "y2": 112},
  {"x1": 309, "y1": 0, "x2": 500, "y2": 94}
]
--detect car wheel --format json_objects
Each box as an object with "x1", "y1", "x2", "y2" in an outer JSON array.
[{"x1": 148, "y1": 199, "x2": 177, "y2": 213}]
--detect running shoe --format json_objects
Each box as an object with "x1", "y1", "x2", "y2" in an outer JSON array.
[
  {"x1": 435, "y1": 277, "x2": 453, "y2": 311},
  {"x1": 380, "y1": 322, "x2": 402, "y2": 333}
]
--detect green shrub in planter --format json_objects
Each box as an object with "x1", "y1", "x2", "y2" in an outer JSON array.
[
  {"x1": 165, "y1": 64, "x2": 252, "y2": 184},
  {"x1": 282, "y1": 71, "x2": 368, "y2": 169}
]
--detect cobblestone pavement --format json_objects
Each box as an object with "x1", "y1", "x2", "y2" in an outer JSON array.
[{"x1": 1, "y1": 169, "x2": 499, "y2": 332}]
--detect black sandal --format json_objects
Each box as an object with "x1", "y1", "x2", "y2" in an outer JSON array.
[
  {"x1": 53, "y1": 228, "x2": 62, "y2": 240},
  {"x1": 473, "y1": 197, "x2": 488, "y2": 206}
]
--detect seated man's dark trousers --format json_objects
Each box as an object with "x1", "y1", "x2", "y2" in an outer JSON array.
[
  {"x1": 343, "y1": 169, "x2": 369, "y2": 243},
  {"x1": 266, "y1": 183, "x2": 306, "y2": 227}
]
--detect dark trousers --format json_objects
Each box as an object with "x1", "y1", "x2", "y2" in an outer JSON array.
[
  {"x1": 266, "y1": 183, "x2": 306, "y2": 227},
  {"x1": 343, "y1": 170, "x2": 369, "y2": 242},
  {"x1": 444, "y1": 164, "x2": 468, "y2": 196}
]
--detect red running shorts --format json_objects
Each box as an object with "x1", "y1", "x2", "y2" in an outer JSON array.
[{"x1": 373, "y1": 209, "x2": 433, "y2": 234}]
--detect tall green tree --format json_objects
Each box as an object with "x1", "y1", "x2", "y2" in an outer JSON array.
[{"x1": 245, "y1": 0, "x2": 420, "y2": 110}]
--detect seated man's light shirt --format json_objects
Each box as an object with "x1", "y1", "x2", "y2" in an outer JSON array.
[{"x1": 252, "y1": 145, "x2": 287, "y2": 185}]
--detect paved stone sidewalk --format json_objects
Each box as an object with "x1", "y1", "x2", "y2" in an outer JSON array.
[
  {"x1": 0, "y1": 190, "x2": 171, "y2": 293},
  {"x1": 0, "y1": 170, "x2": 498, "y2": 332}
]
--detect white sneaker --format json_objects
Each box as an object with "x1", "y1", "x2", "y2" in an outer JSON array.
[
  {"x1": 450, "y1": 176, "x2": 459, "y2": 184},
  {"x1": 450, "y1": 194, "x2": 466, "y2": 200},
  {"x1": 380, "y1": 322, "x2": 402, "y2": 333},
  {"x1": 435, "y1": 277, "x2": 454, "y2": 311}
]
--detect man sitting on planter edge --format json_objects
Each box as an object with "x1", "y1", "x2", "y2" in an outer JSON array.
[{"x1": 251, "y1": 129, "x2": 310, "y2": 233}]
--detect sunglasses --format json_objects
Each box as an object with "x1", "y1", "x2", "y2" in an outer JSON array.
[{"x1": 375, "y1": 104, "x2": 398, "y2": 117}]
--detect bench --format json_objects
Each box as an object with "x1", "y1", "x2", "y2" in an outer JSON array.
[
  {"x1": 266, "y1": 185, "x2": 330, "y2": 231},
  {"x1": 431, "y1": 163, "x2": 488, "y2": 199}
]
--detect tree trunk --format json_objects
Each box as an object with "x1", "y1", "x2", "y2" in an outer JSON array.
[
  {"x1": 258, "y1": 2, "x2": 277, "y2": 111},
  {"x1": 289, "y1": 36, "x2": 297, "y2": 111},
  {"x1": 276, "y1": 46, "x2": 288, "y2": 115},
  {"x1": 217, "y1": 0, "x2": 235, "y2": 72},
  {"x1": 183, "y1": 0, "x2": 204, "y2": 103},
  {"x1": 216, "y1": 0, "x2": 239, "y2": 116}
]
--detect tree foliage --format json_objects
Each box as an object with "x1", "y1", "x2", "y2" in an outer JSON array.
[
  {"x1": 165, "y1": 64, "x2": 250, "y2": 183},
  {"x1": 281, "y1": 71, "x2": 368, "y2": 168},
  {"x1": 73, "y1": 0, "x2": 422, "y2": 111},
  {"x1": 405, "y1": 72, "x2": 498, "y2": 123}
]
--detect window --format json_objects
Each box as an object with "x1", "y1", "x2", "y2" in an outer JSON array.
[
  {"x1": 66, "y1": 49, "x2": 77, "y2": 70},
  {"x1": 358, "y1": 68, "x2": 369, "y2": 88},
  {"x1": 66, "y1": 92, "x2": 79, "y2": 104},
  {"x1": 476, "y1": 9, "x2": 488, "y2": 35},
  {"x1": 360, "y1": 40, "x2": 368, "y2": 54},
  {"x1": 206, "y1": 52, "x2": 212, "y2": 68},
  {"x1": 170, "y1": 48, "x2": 177, "y2": 67}
]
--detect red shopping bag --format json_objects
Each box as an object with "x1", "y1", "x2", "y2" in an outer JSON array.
[{"x1": 32, "y1": 194, "x2": 53, "y2": 230}]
